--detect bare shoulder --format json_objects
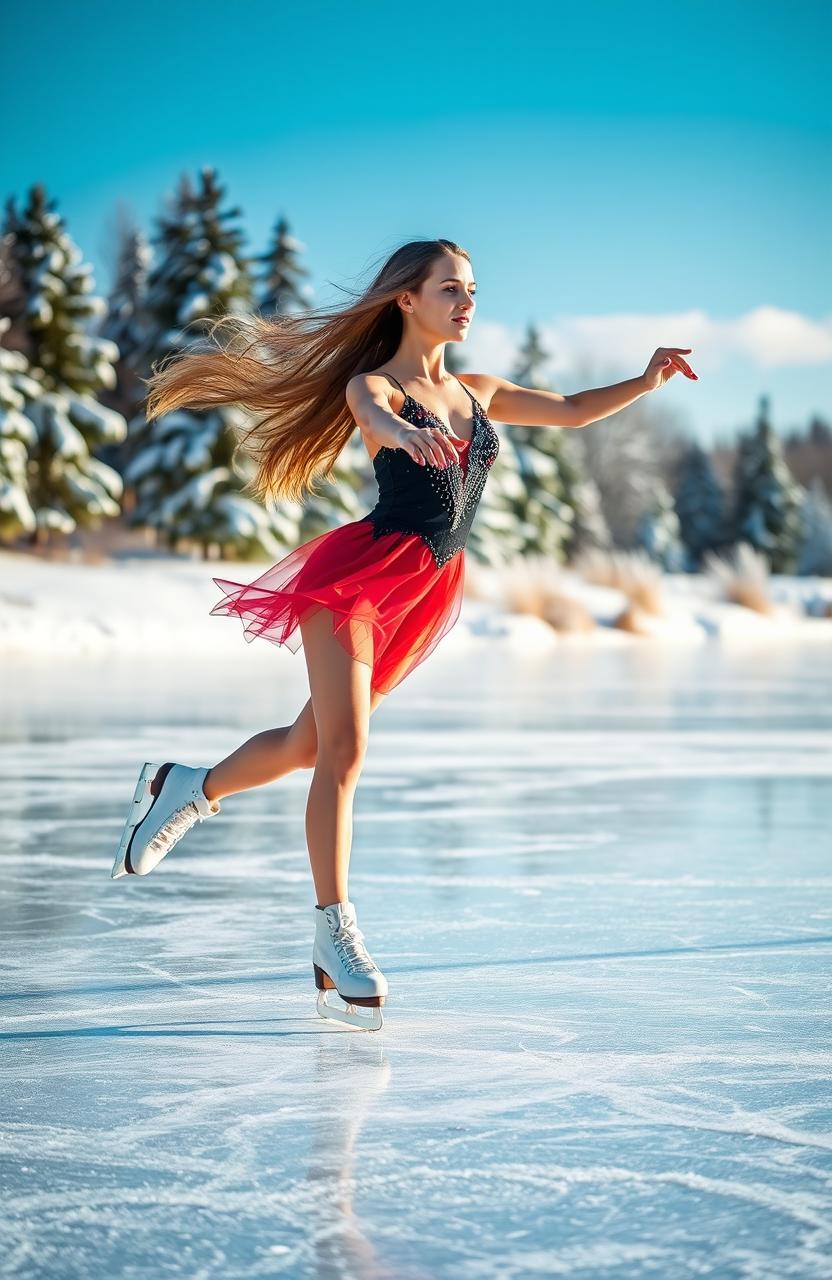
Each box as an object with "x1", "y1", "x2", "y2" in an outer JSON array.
[
  {"x1": 455, "y1": 372, "x2": 502, "y2": 416},
  {"x1": 345, "y1": 370, "x2": 399, "y2": 420}
]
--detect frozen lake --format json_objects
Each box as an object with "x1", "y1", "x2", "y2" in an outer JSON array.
[{"x1": 2, "y1": 639, "x2": 831, "y2": 1279}]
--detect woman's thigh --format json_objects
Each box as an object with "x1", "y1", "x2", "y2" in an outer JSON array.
[{"x1": 292, "y1": 608, "x2": 386, "y2": 764}]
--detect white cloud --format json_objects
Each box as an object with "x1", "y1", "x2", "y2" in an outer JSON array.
[{"x1": 465, "y1": 307, "x2": 832, "y2": 380}]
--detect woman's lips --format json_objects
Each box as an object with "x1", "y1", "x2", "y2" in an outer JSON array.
[{"x1": 453, "y1": 317, "x2": 470, "y2": 326}]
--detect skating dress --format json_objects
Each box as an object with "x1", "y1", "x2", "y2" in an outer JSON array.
[{"x1": 209, "y1": 374, "x2": 500, "y2": 695}]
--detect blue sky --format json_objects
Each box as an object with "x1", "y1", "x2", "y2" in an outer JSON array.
[{"x1": 3, "y1": 0, "x2": 830, "y2": 445}]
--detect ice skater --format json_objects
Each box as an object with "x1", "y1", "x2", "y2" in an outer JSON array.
[{"x1": 109, "y1": 237, "x2": 697, "y2": 1030}]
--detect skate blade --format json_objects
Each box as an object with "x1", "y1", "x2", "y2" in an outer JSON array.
[
  {"x1": 110, "y1": 762, "x2": 160, "y2": 879},
  {"x1": 316, "y1": 989, "x2": 384, "y2": 1032}
]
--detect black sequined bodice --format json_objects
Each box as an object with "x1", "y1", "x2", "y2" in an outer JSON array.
[{"x1": 360, "y1": 381, "x2": 500, "y2": 569}]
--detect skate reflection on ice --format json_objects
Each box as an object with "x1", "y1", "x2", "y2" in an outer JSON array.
[{"x1": 302, "y1": 1040, "x2": 411, "y2": 1280}]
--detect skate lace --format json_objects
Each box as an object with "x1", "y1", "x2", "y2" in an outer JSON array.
[
  {"x1": 332, "y1": 923, "x2": 377, "y2": 975},
  {"x1": 148, "y1": 800, "x2": 201, "y2": 853}
]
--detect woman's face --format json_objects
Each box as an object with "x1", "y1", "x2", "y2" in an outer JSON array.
[{"x1": 404, "y1": 256, "x2": 477, "y2": 341}]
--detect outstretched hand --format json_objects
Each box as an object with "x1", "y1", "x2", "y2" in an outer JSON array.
[{"x1": 643, "y1": 347, "x2": 698, "y2": 392}]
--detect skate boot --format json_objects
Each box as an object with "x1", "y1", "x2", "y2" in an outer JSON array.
[
  {"x1": 110, "y1": 761, "x2": 220, "y2": 880},
  {"x1": 313, "y1": 900, "x2": 388, "y2": 1031}
]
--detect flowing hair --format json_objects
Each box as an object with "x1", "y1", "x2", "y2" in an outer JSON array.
[{"x1": 141, "y1": 237, "x2": 471, "y2": 505}]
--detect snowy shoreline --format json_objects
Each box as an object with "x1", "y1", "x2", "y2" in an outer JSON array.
[{"x1": 2, "y1": 548, "x2": 831, "y2": 663}]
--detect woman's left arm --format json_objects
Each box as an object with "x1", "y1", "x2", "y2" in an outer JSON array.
[{"x1": 477, "y1": 347, "x2": 697, "y2": 429}]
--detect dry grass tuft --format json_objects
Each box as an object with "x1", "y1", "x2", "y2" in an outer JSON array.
[
  {"x1": 541, "y1": 593, "x2": 596, "y2": 633},
  {"x1": 572, "y1": 547, "x2": 665, "y2": 616},
  {"x1": 497, "y1": 553, "x2": 597, "y2": 633},
  {"x1": 612, "y1": 603, "x2": 653, "y2": 634},
  {"x1": 703, "y1": 542, "x2": 775, "y2": 615}
]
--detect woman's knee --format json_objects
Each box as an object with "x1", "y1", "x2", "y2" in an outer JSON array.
[
  {"x1": 315, "y1": 726, "x2": 368, "y2": 781},
  {"x1": 297, "y1": 688, "x2": 387, "y2": 771}
]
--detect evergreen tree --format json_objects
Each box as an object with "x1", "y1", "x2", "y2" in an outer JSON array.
[
  {"x1": 784, "y1": 414, "x2": 832, "y2": 496},
  {"x1": 255, "y1": 215, "x2": 313, "y2": 317},
  {"x1": 101, "y1": 222, "x2": 153, "y2": 368},
  {"x1": 732, "y1": 395, "x2": 805, "y2": 572},
  {"x1": 99, "y1": 219, "x2": 154, "y2": 478},
  {"x1": 673, "y1": 441, "x2": 728, "y2": 569},
  {"x1": 125, "y1": 167, "x2": 293, "y2": 560},
  {"x1": 0, "y1": 318, "x2": 40, "y2": 538},
  {"x1": 634, "y1": 480, "x2": 685, "y2": 570},
  {"x1": 0, "y1": 215, "x2": 39, "y2": 539},
  {"x1": 568, "y1": 475, "x2": 613, "y2": 558},
  {"x1": 0, "y1": 209, "x2": 27, "y2": 348},
  {"x1": 1, "y1": 185, "x2": 126, "y2": 545},
  {"x1": 796, "y1": 477, "x2": 832, "y2": 576}
]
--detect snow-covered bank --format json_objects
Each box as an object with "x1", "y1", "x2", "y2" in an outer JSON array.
[{"x1": 1, "y1": 549, "x2": 831, "y2": 663}]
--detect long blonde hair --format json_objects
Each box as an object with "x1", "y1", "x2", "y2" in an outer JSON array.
[{"x1": 142, "y1": 237, "x2": 471, "y2": 504}]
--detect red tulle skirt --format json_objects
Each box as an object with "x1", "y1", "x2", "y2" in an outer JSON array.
[{"x1": 209, "y1": 518, "x2": 465, "y2": 696}]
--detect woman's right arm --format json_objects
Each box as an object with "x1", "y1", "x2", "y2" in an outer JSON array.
[{"x1": 346, "y1": 373, "x2": 461, "y2": 468}]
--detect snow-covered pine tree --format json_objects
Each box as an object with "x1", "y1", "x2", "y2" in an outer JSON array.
[
  {"x1": 672, "y1": 441, "x2": 728, "y2": 569},
  {"x1": 732, "y1": 395, "x2": 805, "y2": 573},
  {"x1": 126, "y1": 167, "x2": 297, "y2": 560},
  {"x1": 634, "y1": 480, "x2": 685, "y2": 570},
  {"x1": 568, "y1": 474, "x2": 613, "y2": 558},
  {"x1": 0, "y1": 317, "x2": 41, "y2": 539},
  {"x1": 796, "y1": 476, "x2": 832, "y2": 576},
  {"x1": 784, "y1": 415, "x2": 832, "y2": 497},
  {"x1": 254, "y1": 215, "x2": 313, "y2": 317},
  {"x1": 0, "y1": 208, "x2": 26, "y2": 348},
  {"x1": 0, "y1": 225, "x2": 39, "y2": 538},
  {"x1": 98, "y1": 216, "x2": 153, "y2": 481},
  {"x1": 1, "y1": 185, "x2": 127, "y2": 545},
  {"x1": 101, "y1": 220, "x2": 153, "y2": 373}
]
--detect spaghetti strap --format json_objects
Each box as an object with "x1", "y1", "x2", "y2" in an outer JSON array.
[
  {"x1": 453, "y1": 375, "x2": 477, "y2": 406},
  {"x1": 385, "y1": 371, "x2": 475, "y2": 408}
]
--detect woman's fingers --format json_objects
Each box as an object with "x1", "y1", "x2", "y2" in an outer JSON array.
[
  {"x1": 403, "y1": 426, "x2": 467, "y2": 466},
  {"x1": 659, "y1": 346, "x2": 698, "y2": 379},
  {"x1": 424, "y1": 429, "x2": 460, "y2": 468},
  {"x1": 440, "y1": 435, "x2": 463, "y2": 466}
]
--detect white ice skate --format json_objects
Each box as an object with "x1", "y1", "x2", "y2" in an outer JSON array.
[
  {"x1": 313, "y1": 900, "x2": 388, "y2": 1031},
  {"x1": 110, "y1": 761, "x2": 220, "y2": 880}
]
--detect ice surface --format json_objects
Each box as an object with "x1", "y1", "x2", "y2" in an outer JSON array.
[{"x1": 1, "y1": 643, "x2": 831, "y2": 1278}]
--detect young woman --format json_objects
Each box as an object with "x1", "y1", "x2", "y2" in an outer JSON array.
[{"x1": 109, "y1": 237, "x2": 697, "y2": 1030}]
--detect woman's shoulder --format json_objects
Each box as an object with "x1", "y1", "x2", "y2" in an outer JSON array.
[
  {"x1": 455, "y1": 372, "x2": 500, "y2": 416},
  {"x1": 345, "y1": 369, "x2": 399, "y2": 413},
  {"x1": 454, "y1": 371, "x2": 491, "y2": 395}
]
